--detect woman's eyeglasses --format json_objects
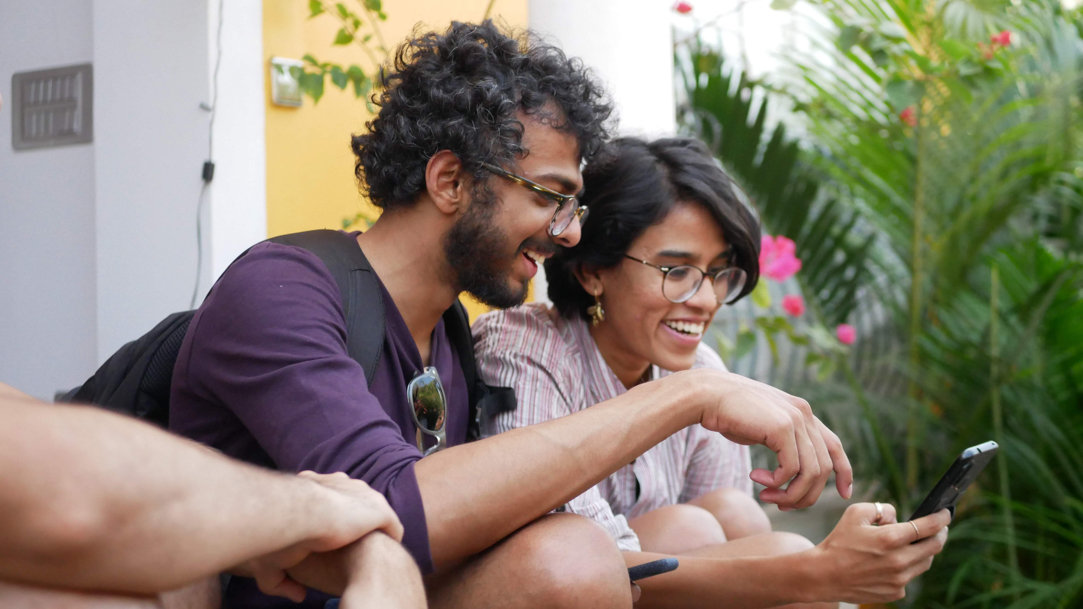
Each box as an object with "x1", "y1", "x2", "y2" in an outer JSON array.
[
  {"x1": 480, "y1": 162, "x2": 588, "y2": 237},
  {"x1": 624, "y1": 255, "x2": 747, "y2": 305},
  {"x1": 407, "y1": 366, "x2": 447, "y2": 456}
]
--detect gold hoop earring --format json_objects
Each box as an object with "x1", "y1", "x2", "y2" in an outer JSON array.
[{"x1": 587, "y1": 292, "x2": 605, "y2": 326}]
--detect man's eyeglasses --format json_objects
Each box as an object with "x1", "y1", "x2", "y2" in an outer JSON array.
[
  {"x1": 480, "y1": 162, "x2": 588, "y2": 237},
  {"x1": 624, "y1": 254, "x2": 747, "y2": 305},
  {"x1": 407, "y1": 366, "x2": 447, "y2": 456}
]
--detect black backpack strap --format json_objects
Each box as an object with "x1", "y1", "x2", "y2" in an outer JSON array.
[
  {"x1": 272, "y1": 229, "x2": 514, "y2": 439},
  {"x1": 441, "y1": 300, "x2": 516, "y2": 441},
  {"x1": 268, "y1": 230, "x2": 384, "y2": 383}
]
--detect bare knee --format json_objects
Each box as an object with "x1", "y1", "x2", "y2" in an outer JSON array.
[
  {"x1": 689, "y1": 488, "x2": 772, "y2": 540},
  {"x1": 428, "y1": 513, "x2": 630, "y2": 609},
  {"x1": 517, "y1": 514, "x2": 630, "y2": 609},
  {"x1": 630, "y1": 504, "x2": 727, "y2": 554}
]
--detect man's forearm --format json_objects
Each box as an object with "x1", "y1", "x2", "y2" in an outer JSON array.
[
  {"x1": 285, "y1": 532, "x2": 425, "y2": 608},
  {"x1": 0, "y1": 394, "x2": 370, "y2": 593},
  {"x1": 416, "y1": 374, "x2": 701, "y2": 568}
]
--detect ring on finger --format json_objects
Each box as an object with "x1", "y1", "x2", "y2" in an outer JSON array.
[
  {"x1": 873, "y1": 501, "x2": 884, "y2": 524},
  {"x1": 909, "y1": 520, "x2": 920, "y2": 540}
]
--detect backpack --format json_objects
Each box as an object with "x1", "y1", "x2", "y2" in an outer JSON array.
[{"x1": 58, "y1": 229, "x2": 512, "y2": 439}]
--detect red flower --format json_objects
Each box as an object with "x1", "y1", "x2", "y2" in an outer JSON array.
[
  {"x1": 673, "y1": 1, "x2": 693, "y2": 14},
  {"x1": 899, "y1": 106, "x2": 917, "y2": 127},
  {"x1": 782, "y1": 294, "x2": 805, "y2": 317},
  {"x1": 991, "y1": 30, "x2": 1012, "y2": 47},
  {"x1": 836, "y1": 323, "x2": 857, "y2": 345},
  {"x1": 759, "y1": 235, "x2": 802, "y2": 282}
]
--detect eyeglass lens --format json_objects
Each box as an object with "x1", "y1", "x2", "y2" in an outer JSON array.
[
  {"x1": 407, "y1": 366, "x2": 446, "y2": 454},
  {"x1": 551, "y1": 202, "x2": 588, "y2": 237},
  {"x1": 663, "y1": 266, "x2": 748, "y2": 305}
]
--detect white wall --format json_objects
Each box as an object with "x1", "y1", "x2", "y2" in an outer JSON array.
[
  {"x1": 92, "y1": 1, "x2": 211, "y2": 363},
  {"x1": 529, "y1": 0, "x2": 677, "y2": 138},
  {"x1": 0, "y1": 0, "x2": 98, "y2": 399},
  {"x1": 1, "y1": 1, "x2": 266, "y2": 399},
  {"x1": 206, "y1": 0, "x2": 267, "y2": 287}
]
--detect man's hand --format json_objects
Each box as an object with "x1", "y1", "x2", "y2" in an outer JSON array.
[
  {"x1": 236, "y1": 471, "x2": 404, "y2": 602},
  {"x1": 687, "y1": 369, "x2": 853, "y2": 510},
  {"x1": 807, "y1": 503, "x2": 950, "y2": 603}
]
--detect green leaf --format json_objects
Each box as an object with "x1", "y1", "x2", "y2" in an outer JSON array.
[
  {"x1": 363, "y1": 0, "x2": 382, "y2": 11},
  {"x1": 333, "y1": 27, "x2": 354, "y2": 45},
  {"x1": 354, "y1": 76, "x2": 372, "y2": 98},
  {"x1": 837, "y1": 25, "x2": 861, "y2": 53},
  {"x1": 299, "y1": 72, "x2": 325, "y2": 103},
  {"x1": 751, "y1": 279, "x2": 772, "y2": 308},
  {"x1": 302, "y1": 54, "x2": 320, "y2": 66},
  {"x1": 938, "y1": 38, "x2": 972, "y2": 61},
  {"x1": 335, "y1": 2, "x2": 349, "y2": 19},
  {"x1": 770, "y1": 0, "x2": 798, "y2": 9},
  {"x1": 734, "y1": 326, "x2": 758, "y2": 360},
  {"x1": 308, "y1": 0, "x2": 325, "y2": 18},
  {"x1": 877, "y1": 22, "x2": 909, "y2": 41},
  {"x1": 885, "y1": 78, "x2": 921, "y2": 110},
  {"x1": 330, "y1": 65, "x2": 348, "y2": 89}
]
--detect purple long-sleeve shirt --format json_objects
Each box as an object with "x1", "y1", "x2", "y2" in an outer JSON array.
[{"x1": 169, "y1": 236, "x2": 468, "y2": 607}]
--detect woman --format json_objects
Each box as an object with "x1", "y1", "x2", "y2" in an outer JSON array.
[{"x1": 474, "y1": 136, "x2": 948, "y2": 607}]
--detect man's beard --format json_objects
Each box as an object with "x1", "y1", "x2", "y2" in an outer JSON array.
[{"x1": 443, "y1": 191, "x2": 530, "y2": 309}]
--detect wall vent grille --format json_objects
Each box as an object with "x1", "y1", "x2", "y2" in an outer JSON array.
[{"x1": 12, "y1": 64, "x2": 93, "y2": 150}]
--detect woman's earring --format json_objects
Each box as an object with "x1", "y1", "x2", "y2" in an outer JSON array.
[{"x1": 587, "y1": 292, "x2": 605, "y2": 326}]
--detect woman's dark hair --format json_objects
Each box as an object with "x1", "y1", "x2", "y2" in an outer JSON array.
[
  {"x1": 546, "y1": 136, "x2": 761, "y2": 320},
  {"x1": 352, "y1": 20, "x2": 613, "y2": 209}
]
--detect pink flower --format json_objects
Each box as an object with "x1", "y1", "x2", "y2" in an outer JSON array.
[
  {"x1": 991, "y1": 30, "x2": 1012, "y2": 47},
  {"x1": 782, "y1": 294, "x2": 805, "y2": 317},
  {"x1": 899, "y1": 106, "x2": 917, "y2": 127},
  {"x1": 673, "y1": 1, "x2": 693, "y2": 14},
  {"x1": 836, "y1": 323, "x2": 857, "y2": 345},
  {"x1": 759, "y1": 235, "x2": 802, "y2": 282}
]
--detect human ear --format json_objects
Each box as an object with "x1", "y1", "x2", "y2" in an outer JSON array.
[
  {"x1": 425, "y1": 150, "x2": 467, "y2": 215},
  {"x1": 573, "y1": 264, "x2": 605, "y2": 297}
]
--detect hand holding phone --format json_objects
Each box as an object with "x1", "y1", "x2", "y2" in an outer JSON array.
[{"x1": 909, "y1": 440, "x2": 998, "y2": 521}]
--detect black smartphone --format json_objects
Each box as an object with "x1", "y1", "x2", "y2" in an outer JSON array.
[
  {"x1": 909, "y1": 440, "x2": 999, "y2": 521},
  {"x1": 628, "y1": 557, "x2": 679, "y2": 582}
]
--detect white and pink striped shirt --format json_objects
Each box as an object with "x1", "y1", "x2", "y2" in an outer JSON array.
[{"x1": 473, "y1": 303, "x2": 752, "y2": 551}]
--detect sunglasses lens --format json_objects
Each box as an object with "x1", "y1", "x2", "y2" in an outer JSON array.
[{"x1": 409, "y1": 369, "x2": 446, "y2": 432}]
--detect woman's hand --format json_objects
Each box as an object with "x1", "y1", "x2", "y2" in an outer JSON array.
[
  {"x1": 684, "y1": 369, "x2": 853, "y2": 510},
  {"x1": 808, "y1": 502, "x2": 950, "y2": 604}
]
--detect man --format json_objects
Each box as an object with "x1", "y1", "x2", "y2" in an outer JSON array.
[
  {"x1": 170, "y1": 21, "x2": 906, "y2": 608},
  {"x1": 0, "y1": 383, "x2": 423, "y2": 608}
]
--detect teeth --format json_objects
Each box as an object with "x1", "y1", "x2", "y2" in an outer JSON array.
[
  {"x1": 524, "y1": 250, "x2": 545, "y2": 265},
  {"x1": 664, "y1": 320, "x2": 705, "y2": 336}
]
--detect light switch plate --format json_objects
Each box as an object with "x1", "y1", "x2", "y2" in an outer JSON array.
[{"x1": 270, "y1": 57, "x2": 304, "y2": 108}]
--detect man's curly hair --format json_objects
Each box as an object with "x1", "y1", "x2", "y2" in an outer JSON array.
[{"x1": 351, "y1": 20, "x2": 613, "y2": 209}]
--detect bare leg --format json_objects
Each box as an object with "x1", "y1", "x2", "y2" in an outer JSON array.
[
  {"x1": 425, "y1": 513, "x2": 630, "y2": 609},
  {"x1": 688, "y1": 487, "x2": 772, "y2": 540},
  {"x1": 160, "y1": 577, "x2": 220, "y2": 609},
  {"x1": 0, "y1": 580, "x2": 163, "y2": 609},
  {"x1": 628, "y1": 504, "x2": 727, "y2": 554}
]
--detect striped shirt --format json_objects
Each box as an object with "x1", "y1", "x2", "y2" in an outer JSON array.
[{"x1": 473, "y1": 303, "x2": 752, "y2": 551}]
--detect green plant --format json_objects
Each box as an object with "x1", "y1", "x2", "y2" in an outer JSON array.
[
  {"x1": 679, "y1": 0, "x2": 1083, "y2": 605},
  {"x1": 293, "y1": 0, "x2": 389, "y2": 105}
]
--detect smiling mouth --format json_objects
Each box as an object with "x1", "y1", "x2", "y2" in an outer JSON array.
[
  {"x1": 522, "y1": 249, "x2": 546, "y2": 266},
  {"x1": 664, "y1": 320, "x2": 705, "y2": 337}
]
